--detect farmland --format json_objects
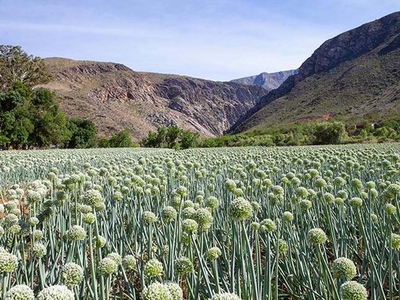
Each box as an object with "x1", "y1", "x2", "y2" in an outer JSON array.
[{"x1": 0, "y1": 145, "x2": 399, "y2": 299}]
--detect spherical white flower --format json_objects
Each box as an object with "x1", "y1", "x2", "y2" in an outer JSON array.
[
  {"x1": 165, "y1": 282, "x2": 183, "y2": 300},
  {"x1": 82, "y1": 189, "x2": 103, "y2": 207},
  {"x1": 332, "y1": 257, "x2": 357, "y2": 280},
  {"x1": 229, "y1": 197, "x2": 253, "y2": 221},
  {"x1": 122, "y1": 255, "x2": 136, "y2": 270},
  {"x1": 307, "y1": 228, "x2": 327, "y2": 246},
  {"x1": 32, "y1": 243, "x2": 47, "y2": 259},
  {"x1": 194, "y1": 208, "x2": 213, "y2": 231},
  {"x1": 62, "y1": 262, "x2": 84, "y2": 286},
  {"x1": 96, "y1": 235, "x2": 107, "y2": 248},
  {"x1": 37, "y1": 285, "x2": 74, "y2": 300},
  {"x1": 107, "y1": 252, "x2": 122, "y2": 266},
  {"x1": 175, "y1": 257, "x2": 193, "y2": 275},
  {"x1": 142, "y1": 282, "x2": 172, "y2": 300},
  {"x1": 82, "y1": 212, "x2": 96, "y2": 224},
  {"x1": 5, "y1": 284, "x2": 34, "y2": 300},
  {"x1": 162, "y1": 206, "x2": 178, "y2": 223},
  {"x1": 0, "y1": 251, "x2": 18, "y2": 273},
  {"x1": 27, "y1": 190, "x2": 41, "y2": 203},
  {"x1": 142, "y1": 211, "x2": 157, "y2": 226},
  {"x1": 210, "y1": 292, "x2": 242, "y2": 300},
  {"x1": 182, "y1": 219, "x2": 198, "y2": 235},
  {"x1": 66, "y1": 225, "x2": 86, "y2": 241},
  {"x1": 144, "y1": 258, "x2": 163, "y2": 277},
  {"x1": 205, "y1": 247, "x2": 222, "y2": 261},
  {"x1": 340, "y1": 281, "x2": 368, "y2": 300},
  {"x1": 98, "y1": 257, "x2": 118, "y2": 276}
]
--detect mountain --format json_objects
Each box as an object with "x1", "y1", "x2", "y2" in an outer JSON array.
[
  {"x1": 231, "y1": 70, "x2": 298, "y2": 91},
  {"x1": 41, "y1": 58, "x2": 268, "y2": 140},
  {"x1": 229, "y1": 11, "x2": 400, "y2": 133}
]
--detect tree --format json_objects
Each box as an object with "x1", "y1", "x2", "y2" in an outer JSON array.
[
  {"x1": 97, "y1": 138, "x2": 110, "y2": 148},
  {"x1": 0, "y1": 83, "x2": 74, "y2": 149},
  {"x1": 109, "y1": 129, "x2": 133, "y2": 148},
  {"x1": 180, "y1": 130, "x2": 199, "y2": 149},
  {"x1": 67, "y1": 118, "x2": 97, "y2": 148},
  {"x1": 140, "y1": 131, "x2": 158, "y2": 147},
  {"x1": 27, "y1": 88, "x2": 71, "y2": 147},
  {"x1": 0, "y1": 83, "x2": 34, "y2": 149},
  {"x1": 312, "y1": 121, "x2": 347, "y2": 145},
  {"x1": 0, "y1": 82, "x2": 33, "y2": 114},
  {"x1": 0, "y1": 45, "x2": 51, "y2": 92},
  {"x1": 140, "y1": 127, "x2": 167, "y2": 148},
  {"x1": 165, "y1": 125, "x2": 182, "y2": 148},
  {"x1": 140, "y1": 125, "x2": 199, "y2": 149},
  {"x1": 0, "y1": 109, "x2": 33, "y2": 149}
]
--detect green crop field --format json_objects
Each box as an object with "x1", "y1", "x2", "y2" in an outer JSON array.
[{"x1": 0, "y1": 145, "x2": 399, "y2": 300}]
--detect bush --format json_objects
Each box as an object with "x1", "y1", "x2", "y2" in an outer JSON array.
[{"x1": 312, "y1": 121, "x2": 347, "y2": 145}]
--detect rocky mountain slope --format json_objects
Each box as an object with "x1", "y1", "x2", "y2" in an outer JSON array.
[
  {"x1": 229, "y1": 11, "x2": 400, "y2": 133},
  {"x1": 41, "y1": 58, "x2": 267, "y2": 140},
  {"x1": 231, "y1": 70, "x2": 298, "y2": 91}
]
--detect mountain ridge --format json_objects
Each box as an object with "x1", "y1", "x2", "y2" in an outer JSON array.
[
  {"x1": 228, "y1": 11, "x2": 400, "y2": 133},
  {"x1": 41, "y1": 58, "x2": 268, "y2": 140},
  {"x1": 231, "y1": 70, "x2": 298, "y2": 91}
]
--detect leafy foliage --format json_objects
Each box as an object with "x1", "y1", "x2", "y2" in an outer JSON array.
[
  {"x1": 29, "y1": 88, "x2": 71, "y2": 147},
  {"x1": 312, "y1": 121, "x2": 348, "y2": 145},
  {"x1": 96, "y1": 129, "x2": 138, "y2": 148},
  {"x1": 200, "y1": 120, "x2": 400, "y2": 147},
  {"x1": 141, "y1": 125, "x2": 199, "y2": 149},
  {"x1": 0, "y1": 45, "x2": 52, "y2": 92},
  {"x1": 67, "y1": 119, "x2": 97, "y2": 149},
  {"x1": 0, "y1": 83, "x2": 97, "y2": 149},
  {"x1": 109, "y1": 129, "x2": 134, "y2": 148}
]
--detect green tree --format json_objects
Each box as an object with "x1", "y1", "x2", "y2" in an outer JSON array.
[
  {"x1": 180, "y1": 130, "x2": 199, "y2": 149},
  {"x1": 67, "y1": 118, "x2": 97, "y2": 148},
  {"x1": 0, "y1": 109, "x2": 33, "y2": 149},
  {"x1": 141, "y1": 127, "x2": 167, "y2": 148},
  {"x1": 140, "y1": 131, "x2": 159, "y2": 147},
  {"x1": 109, "y1": 129, "x2": 133, "y2": 148},
  {"x1": 97, "y1": 138, "x2": 110, "y2": 148},
  {"x1": 29, "y1": 89, "x2": 71, "y2": 147},
  {"x1": 155, "y1": 127, "x2": 167, "y2": 147},
  {"x1": 0, "y1": 82, "x2": 31, "y2": 112},
  {"x1": 374, "y1": 126, "x2": 399, "y2": 142},
  {"x1": 165, "y1": 125, "x2": 182, "y2": 148},
  {"x1": 312, "y1": 121, "x2": 347, "y2": 145},
  {"x1": 141, "y1": 125, "x2": 199, "y2": 149},
  {"x1": 0, "y1": 45, "x2": 51, "y2": 92},
  {"x1": 0, "y1": 84, "x2": 34, "y2": 149}
]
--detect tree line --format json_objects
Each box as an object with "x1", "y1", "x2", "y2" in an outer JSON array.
[
  {"x1": 140, "y1": 126, "x2": 199, "y2": 149},
  {"x1": 0, "y1": 45, "x2": 135, "y2": 149},
  {"x1": 0, "y1": 81, "x2": 136, "y2": 149}
]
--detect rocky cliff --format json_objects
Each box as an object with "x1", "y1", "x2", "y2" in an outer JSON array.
[
  {"x1": 42, "y1": 58, "x2": 267, "y2": 140},
  {"x1": 229, "y1": 11, "x2": 400, "y2": 133},
  {"x1": 231, "y1": 70, "x2": 298, "y2": 91}
]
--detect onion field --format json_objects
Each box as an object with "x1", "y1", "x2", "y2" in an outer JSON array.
[{"x1": 0, "y1": 145, "x2": 400, "y2": 300}]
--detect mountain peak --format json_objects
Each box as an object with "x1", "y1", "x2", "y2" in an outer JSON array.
[
  {"x1": 297, "y1": 11, "x2": 400, "y2": 81},
  {"x1": 231, "y1": 69, "x2": 298, "y2": 91},
  {"x1": 229, "y1": 11, "x2": 400, "y2": 133}
]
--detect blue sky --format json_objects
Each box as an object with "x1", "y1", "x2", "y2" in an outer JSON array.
[{"x1": 1, "y1": 0, "x2": 399, "y2": 81}]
